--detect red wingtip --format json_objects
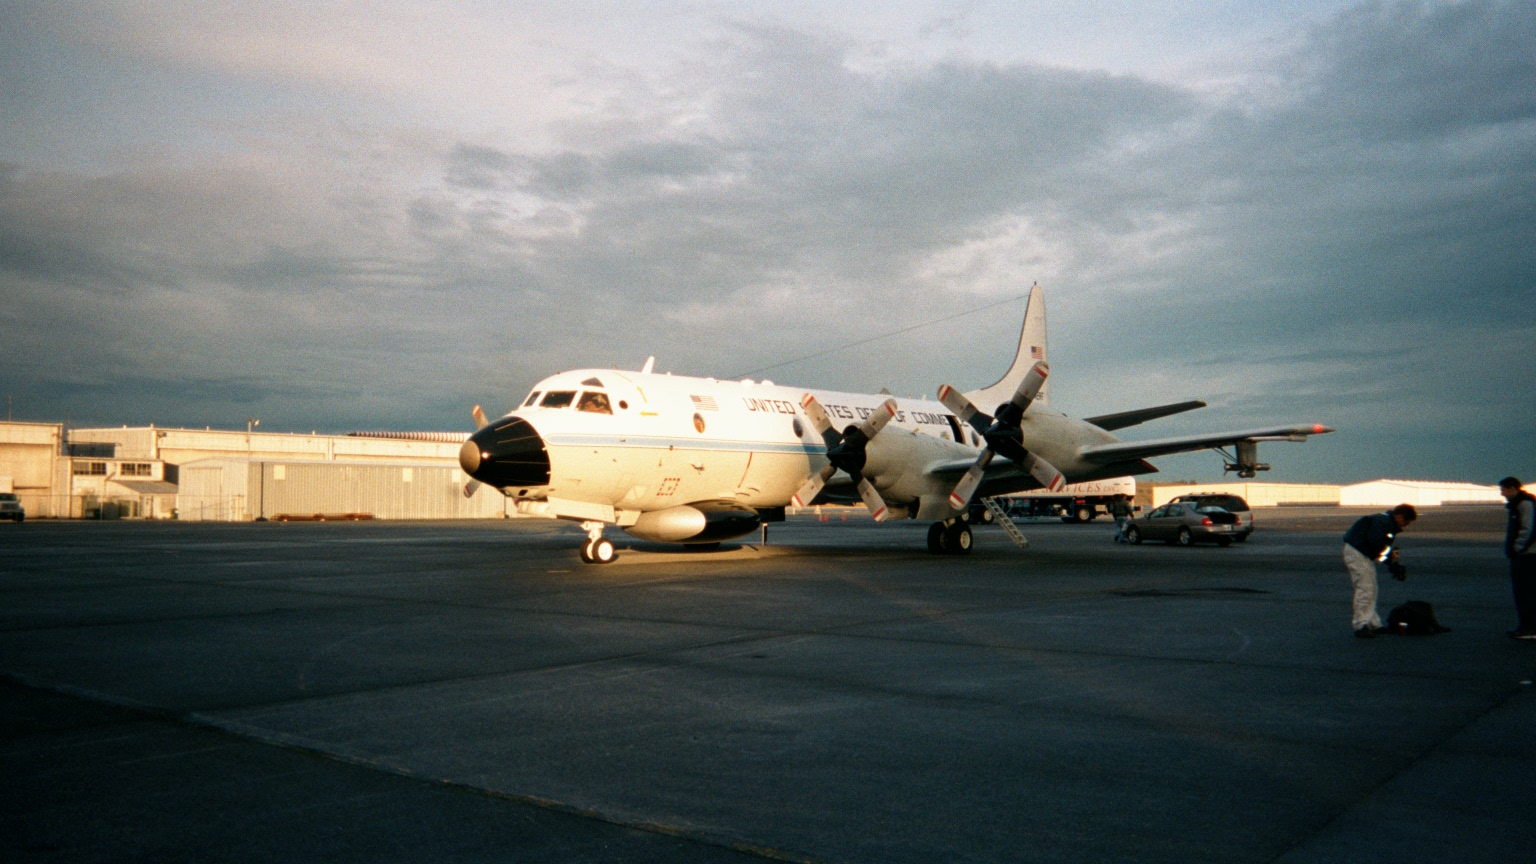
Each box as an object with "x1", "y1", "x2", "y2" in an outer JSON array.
[{"x1": 1313, "y1": 424, "x2": 1325, "y2": 434}]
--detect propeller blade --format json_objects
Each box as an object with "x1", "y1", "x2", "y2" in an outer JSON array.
[
  {"x1": 937, "y1": 385, "x2": 990, "y2": 435},
  {"x1": 1020, "y1": 452, "x2": 1066, "y2": 492},
  {"x1": 994, "y1": 361, "x2": 1049, "y2": 425},
  {"x1": 857, "y1": 398, "x2": 900, "y2": 440},
  {"x1": 856, "y1": 476, "x2": 889, "y2": 522},
  {"x1": 472, "y1": 405, "x2": 489, "y2": 429},
  {"x1": 791, "y1": 464, "x2": 837, "y2": 509},
  {"x1": 799, "y1": 394, "x2": 841, "y2": 448},
  {"x1": 463, "y1": 479, "x2": 482, "y2": 498},
  {"x1": 1010, "y1": 361, "x2": 1049, "y2": 410},
  {"x1": 947, "y1": 450, "x2": 996, "y2": 509}
]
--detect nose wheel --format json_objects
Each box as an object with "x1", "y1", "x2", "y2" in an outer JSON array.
[{"x1": 579, "y1": 521, "x2": 617, "y2": 564}]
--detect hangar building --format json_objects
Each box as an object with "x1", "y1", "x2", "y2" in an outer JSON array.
[
  {"x1": 44, "y1": 424, "x2": 506, "y2": 516},
  {"x1": 1150, "y1": 482, "x2": 1342, "y2": 508},
  {"x1": 177, "y1": 458, "x2": 506, "y2": 521},
  {"x1": 0, "y1": 421, "x2": 69, "y2": 518},
  {"x1": 1151, "y1": 479, "x2": 1504, "y2": 509},
  {"x1": 1338, "y1": 479, "x2": 1504, "y2": 507}
]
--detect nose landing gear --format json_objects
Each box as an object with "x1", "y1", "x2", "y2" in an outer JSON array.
[
  {"x1": 579, "y1": 521, "x2": 616, "y2": 564},
  {"x1": 927, "y1": 520, "x2": 973, "y2": 555}
]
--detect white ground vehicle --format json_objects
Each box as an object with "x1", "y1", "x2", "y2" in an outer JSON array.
[{"x1": 970, "y1": 477, "x2": 1136, "y2": 523}]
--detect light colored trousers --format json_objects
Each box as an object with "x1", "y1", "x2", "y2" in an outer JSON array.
[{"x1": 1343, "y1": 544, "x2": 1382, "y2": 630}]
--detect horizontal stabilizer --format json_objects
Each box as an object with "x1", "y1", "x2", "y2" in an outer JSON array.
[
  {"x1": 1083, "y1": 400, "x2": 1206, "y2": 431},
  {"x1": 1079, "y1": 424, "x2": 1334, "y2": 463}
]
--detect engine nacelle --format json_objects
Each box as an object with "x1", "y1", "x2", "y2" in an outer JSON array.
[{"x1": 624, "y1": 503, "x2": 762, "y2": 544}]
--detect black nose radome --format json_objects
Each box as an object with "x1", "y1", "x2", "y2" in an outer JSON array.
[{"x1": 463, "y1": 417, "x2": 550, "y2": 488}]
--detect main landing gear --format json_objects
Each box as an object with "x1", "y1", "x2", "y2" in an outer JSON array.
[
  {"x1": 579, "y1": 521, "x2": 616, "y2": 564},
  {"x1": 926, "y1": 520, "x2": 973, "y2": 555}
]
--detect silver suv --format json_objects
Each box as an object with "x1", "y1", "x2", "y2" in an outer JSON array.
[{"x1": 0, "y1": 492, "x2": 24, "y2": 523}]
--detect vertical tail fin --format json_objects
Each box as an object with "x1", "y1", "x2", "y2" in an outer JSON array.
[{"x1": 962, "y1": 283, "x2": 1048, "y2": 415}]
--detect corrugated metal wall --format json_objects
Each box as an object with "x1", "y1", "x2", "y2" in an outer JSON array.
[
  {"x1": 176, "y1": 458, "x2": 507, "y2": 521},
  {"x1": 1151, "y1": 482, "x2": 1342, "y2": 508},
  {"x1": 176, "y1": 459, "x2": 250, "y2": 521}
]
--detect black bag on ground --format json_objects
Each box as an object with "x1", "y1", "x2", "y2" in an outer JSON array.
[{"x1": 1387, "y1": 601, "x2": 1450, "y2": 635}]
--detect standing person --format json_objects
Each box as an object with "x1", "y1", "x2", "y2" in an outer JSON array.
[
  {"x1": 1109, "y1": 497, "x2": 1133, "y2": 543},
  {"x1": 1500, "y1": 477, "x2": 1536, "y2": 639},
  {"x1": 1342, "y1": 504, "x2": 1417, "y2": 638}
]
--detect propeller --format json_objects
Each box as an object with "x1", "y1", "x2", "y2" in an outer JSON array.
[
  {"x1": 464, "y1": 404, "x2": 491, "y2": 498},
  {"x1": 937, "y1": 360, "x2": 1064, "y2": 510},
  {"x1": 791, "y1": 395, "x2": 899, "y2": 521}
]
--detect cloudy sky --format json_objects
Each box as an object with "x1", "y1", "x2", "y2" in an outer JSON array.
[{"x1": 2, "y1": 1, "x2": 1531, "y2": 483}]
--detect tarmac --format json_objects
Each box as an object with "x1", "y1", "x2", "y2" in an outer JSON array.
[{"x1": 3, "y1": 505, "x2": 1533, "y2": 863}]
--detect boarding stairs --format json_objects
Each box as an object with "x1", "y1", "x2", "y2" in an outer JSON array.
[{"x1": 981, "y1": 497, "x2": 1029, "y2": 549}]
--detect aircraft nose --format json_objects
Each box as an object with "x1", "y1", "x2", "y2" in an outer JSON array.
[
  {"x1": 458, "y1": 438, "x2": 481, "y2": 475},
  {"x1": 462, "y1": 416, "x2": 551, "y2": 489}
]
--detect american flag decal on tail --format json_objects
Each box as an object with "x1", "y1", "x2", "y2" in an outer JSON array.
[{"x1": 1030, "y1": 345, "x2": 1044, "y2": 360}]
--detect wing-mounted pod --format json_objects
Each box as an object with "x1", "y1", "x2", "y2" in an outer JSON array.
[{"x1": 1224, "y1": 433, "x2": 1321, "y2": 478}]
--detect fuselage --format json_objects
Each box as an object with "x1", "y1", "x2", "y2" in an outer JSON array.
[{"x1": 461, "y1": 368, "x2": 1121, "y2": 523}]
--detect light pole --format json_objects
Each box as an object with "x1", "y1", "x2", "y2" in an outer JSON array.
[{"x1": 246, "y1": 418, "x2": 259, "y2": 520}]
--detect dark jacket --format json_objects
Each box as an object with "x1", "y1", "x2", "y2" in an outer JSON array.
[
  {"x1": 1507, "y1": 491, "x2": 1535, "y2": 558},
  {"x1": 1344, "y1": 512, "x2": 1398, "y2": 560}
]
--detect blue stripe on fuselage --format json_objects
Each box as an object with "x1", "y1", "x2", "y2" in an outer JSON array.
[{"x1": 543, "y1": 433, "x2": 826, "y2": 455}]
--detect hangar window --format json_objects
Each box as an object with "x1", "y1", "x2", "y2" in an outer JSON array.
[
  {"x1": 73, "y1": 461, "x2": 107, "y2": 476},
  {"x1": 577, "y1": 391, "x2": 612, "y2": 415},
  {"x1": 540, "y1": 390, "x2": 576, "y2": 409},
  {"x1": 119, "y1": 463, "x2": 152, "y2": 477},
  {"x1": 522, "y1": 391, "x2": 542, "y2": 407}
]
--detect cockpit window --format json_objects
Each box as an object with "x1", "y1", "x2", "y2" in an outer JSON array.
[
  {"x1": 522, "y1": 391, "x2": 541, "y2": 407},
  {"x1": 577, "y1": 391, "x2": 612, "y2": 415},
  {"x1": 540, "y1": 390, "x2": 576, "y2": 409},
  {"x1": 581, "y1": 377, "x2": 604, "y2": 387}
]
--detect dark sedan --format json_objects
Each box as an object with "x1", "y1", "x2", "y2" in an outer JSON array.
[{"x1": 1124, "y1": 503, "x2": 1239, "y2": 546}]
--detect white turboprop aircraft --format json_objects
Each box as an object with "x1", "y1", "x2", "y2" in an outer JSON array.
[{"x1": 459, "y1": 285, "x2": 1332, "y2": 563}]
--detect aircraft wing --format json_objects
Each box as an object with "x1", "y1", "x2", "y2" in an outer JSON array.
[
  {"x1": 1078, "y1": 423, "x2": 1333, "y2": 463},
  {"x1": 925, "y1": 455, "x2": 1017, "y2": 477},
  {"x1": 1083, "y1": 400, "x2": 1206, "y2": 431}
]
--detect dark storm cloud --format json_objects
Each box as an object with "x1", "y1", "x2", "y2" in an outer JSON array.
[
  {"x1": 1, "y1": 2, "x2": 1530, "y2": 480},
  {"x1": 1290, "y1": 0, "x2": 1536, "y2": 141}
]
